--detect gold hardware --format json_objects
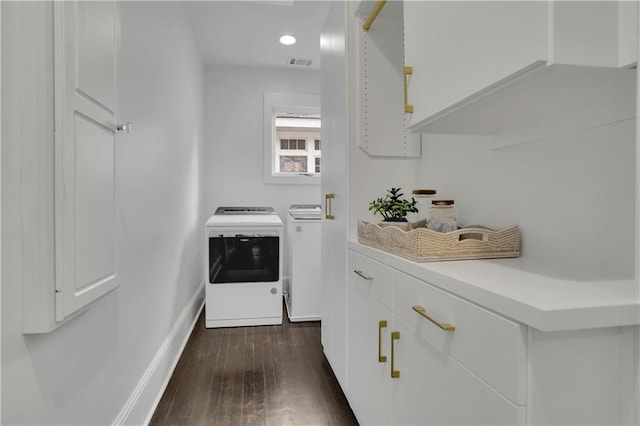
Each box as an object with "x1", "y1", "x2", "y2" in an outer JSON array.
[
  {"x1": 391, "y1": 331, "x2": 400, "y2": 378},
  {"x1": 378, "y1": 320, "x2": 387, "y2": 363},
  {"x1": 354, "y1": 270, "x2": 373, "y2": 280},
  {"x1": 325, "y1": 193, "x2": 335, "y2": 220},
  {"x1": 404, "y1": 66, "x2": 414, "y2": 113},
  {"x1": 362, "y1": 0, "x2": 387, "y2": 32},
  {"x1": 412, "y1": 305, "x2": 455, "y2": 331}
]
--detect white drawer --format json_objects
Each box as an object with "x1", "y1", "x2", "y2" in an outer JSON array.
[
  {"x1": 348, "y1": 249, "x2": 393, "y2": 308},
  {"x1": 393, "y1": 270, "x2": 526, "y2": 405}
]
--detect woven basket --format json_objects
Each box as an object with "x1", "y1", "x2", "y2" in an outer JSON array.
[{"x1": 357, "y1": 220, "x2": 520, "y2": 262}]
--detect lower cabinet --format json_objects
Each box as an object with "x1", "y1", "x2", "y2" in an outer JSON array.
[
  {"x1": 391, "y1": 317, "x2": 523, "y2": 425},
  {"x1": 346, "y1": 252, "x2": 524, "y2": 425},
  {"x1": 346, "y1": 248, "x2": 638, "y2": 425},
  {"x1": 347, "y1": 279, "x2": 393, "y2": 425}
]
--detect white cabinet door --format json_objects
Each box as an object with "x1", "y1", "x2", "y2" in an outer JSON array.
[
  {"x1": 402, "y1": 1, "x2": 636, "y2": 135},
  {"x1": 403, "y1": 1, "x2": 546, "y2": 130},
  {"x1": 54, "y1": 1, "x2": 119, "y2": 320},
  {"x1": 391, "y1": 317, "x2": 525, "y2": 426},
  {"x1": 346, "y1": 281, "x2": 393, "y2": 425},
  {"x1": 551, "y1": 1, "x2": 628, "y2": 67},
  {"x1": 320, "y1": 1, "x2": 349, "y2": 387},
  {"x1": 617, "y1": 1, "x2": 639, "y2": 67},
  {"x1": 393, "y1": 270, "x2": 527, "y2": 405}
]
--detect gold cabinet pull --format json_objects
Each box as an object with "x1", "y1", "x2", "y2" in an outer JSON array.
[
  {"x1": 324, "y1": 193, "x2": 335, "y2": 220},
  {"x1": 403, "y1": 66, "x2": 414, "y2": 113},
  {"x1": 354, "y1": 270, "x2": 373, "y2": 280},
  {"x1": 391, "y1": 331, "x2": 400, "y2": 378},
  {"x1": 378, "y1": 320, "x2": 388, "y2": 363},
  {"x1": 362, "y1": 0, "x2": 387, "y2": 31},
  {"x1": 412, "y1": 305, "x2": 455, "y2": 331}
]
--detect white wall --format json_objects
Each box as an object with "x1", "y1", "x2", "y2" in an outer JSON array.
[
  {"x1": 348, "y1": 143, "x2": 422, "y2": 240},
  {"x1": 415, "y1": 120, "x2": 636, "y2": 278},
  {"x1": 203, "y1": 65, "x2": 321, "y2": 221},
  {"x1": 204, "y1": 66, "x2": 321, "y2": 289},
  {"x1": 1, "y1": 2, "x2": 204, "y2": 425}
]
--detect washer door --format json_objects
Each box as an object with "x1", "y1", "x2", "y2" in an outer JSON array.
[{"x1": 209, "y1": 236, "x2": 280, "y2": 283}]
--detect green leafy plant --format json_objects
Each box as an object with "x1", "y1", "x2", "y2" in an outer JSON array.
[{"x1": 368, "y1": 187, "x2": 418, "y2": 222}]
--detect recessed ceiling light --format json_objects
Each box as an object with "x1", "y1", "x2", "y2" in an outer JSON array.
[{"x1": 279, "y1": 35, "x2": 296, "y2": 46}]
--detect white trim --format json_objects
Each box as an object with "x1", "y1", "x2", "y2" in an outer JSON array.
[
  {"x1": 1, "y1": 2, "x2": 3, "y2": 420},
  {"x1": 112, "y1": 281, "x2": 205, "y2": 426},
  {"x1": 636, "y1": 0, "x2": 640, "y2": 284},
  {"x1": 635, "y1": 5, "x2": 640, "y2": 425}
]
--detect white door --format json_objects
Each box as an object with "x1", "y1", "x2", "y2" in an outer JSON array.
[
  {"x1": 54, "y1": 1, "x2": 120, "y2": 320},
  {"x1": 320, "y1": 1, "x2": 349, "y2": 387}
]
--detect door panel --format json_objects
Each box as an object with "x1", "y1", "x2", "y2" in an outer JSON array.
[
  {"x1": 55, "y1": 0, "x2": 119, "y2": 319},
  {"x1": 74, "y1": 112, "x2": 116, "y2": 292},
  {"x1": 77, "y1": 1, "x2": 116, "y2": 111}
]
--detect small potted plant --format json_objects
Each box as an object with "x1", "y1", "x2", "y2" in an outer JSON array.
[{"x1": 368, "y1": 187, "x2": 418, "y2": 229}]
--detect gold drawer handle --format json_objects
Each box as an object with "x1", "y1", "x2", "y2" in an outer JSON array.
[
  {"x1": 324, "y1": 193, "x2": 335, "y2": 220},
  {"x1": 354, "y1": 270, "x2": 373, "y2": 280},
  {"x1": 404, "y1": 66, "x2": 414, "y2": 113},
  {"x1": 412, "y1": 305, "x2": 455, "y2": 331},
  {"x1": 378, "y1": 320, "x2": 387, "y2": 363},
  {"x1": 391, "y1": 331, "x2": 400, "y2": 378}
]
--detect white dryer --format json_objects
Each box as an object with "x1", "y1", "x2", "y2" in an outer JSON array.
[
  {"x1": 205, "y1": 207, "x2": 283, "y2": 328},
  {"x1": 285, "y1": 204, "x2": 322, "y2": 322}
]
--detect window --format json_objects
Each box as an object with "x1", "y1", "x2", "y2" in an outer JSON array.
[
  {"x1": 264, "y1": 92, "x2": 321, "y2": 184},
  {"x1": 275, "y1": 114, "x2": 321, "y2": 175}
]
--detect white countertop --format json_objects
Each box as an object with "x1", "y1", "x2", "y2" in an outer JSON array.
[{"x1": 348, "y1": 241, "x2": 640, "y2": 332}]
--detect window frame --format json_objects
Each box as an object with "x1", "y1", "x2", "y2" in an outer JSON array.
[{"x1": 263, "y1": 92, "x2": 321, "y2": 185}]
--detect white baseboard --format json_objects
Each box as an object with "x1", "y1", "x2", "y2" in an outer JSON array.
[{"x1": 112, "y1": 281, "x2": 205, "y2": 426}]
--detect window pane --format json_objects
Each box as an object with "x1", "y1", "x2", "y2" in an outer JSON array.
[
  {"x1": 315, "y1": 139, "x2": 321, "y2": 151},
  {"x1": 265, "y1": 93, "x2": 320, "y2": 184},
  {"x1": 315, "y1": 157, "x2": 321, "y2": 173},
  {"x1": 279, "y1": 156, "x2": 308, "y2": 173}
]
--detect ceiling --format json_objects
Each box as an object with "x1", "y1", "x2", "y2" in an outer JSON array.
[{"x1": 182, "y1": 1, "x2": 333, "y2": 70}]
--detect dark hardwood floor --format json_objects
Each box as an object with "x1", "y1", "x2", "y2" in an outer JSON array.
[{"x1": 150, "y1": 304, "x2": 358, "y2": 426}]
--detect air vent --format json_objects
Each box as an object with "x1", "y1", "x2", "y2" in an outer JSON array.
[{"x1": 288, "y1": 57, "x2": 313, "y2": 66}]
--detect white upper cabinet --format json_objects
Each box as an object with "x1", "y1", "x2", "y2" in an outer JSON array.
[
  {"x1": 404, "y1": 1, "x2": 638, "y2": 135},
  {"x1": 54, "y1": 0, "x2": 120, "y2": 322},
  {"x1": 551, "y1": 1, "x2": 636, "y2": 67},
  {"x1": 404, "y1": 1, "x2": 546, "y2": 131},
  {"x1": 619, "y1": 1, "x2": 640, "y2": 67},
  {"x1": 15, "y1": 0, "x2": 120, "y2": 333}
]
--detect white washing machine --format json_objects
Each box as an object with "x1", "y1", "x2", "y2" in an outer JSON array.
[
  {"x1": 205, "y1": 207, "x2": 283, "y2": 328},
  {"x1": 285, "y1": 204, "x2": 322, "y2": 322}
]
